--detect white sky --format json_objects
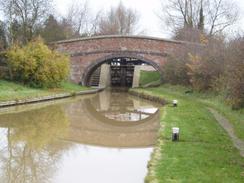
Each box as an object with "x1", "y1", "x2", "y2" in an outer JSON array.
[
  {"x1": 53, "y1": 0, "x2": 168, "y2": 37},
  {"x1": 0, "y1": 0, "x2": 243, "y2": 38},
  {"x1": 53, "y1": 0, "x2": 244, "y2": 38}
]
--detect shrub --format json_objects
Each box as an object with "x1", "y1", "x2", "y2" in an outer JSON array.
[
  {"x1": 162, "y1": 35, "x2": 243, "y2": 109},
  {"x1": 224, "y1": 38, "x2": 244, "y2": 109},
  {"x1": 6, "y1": 38, "x2": 69, "y2": 88},
  {"x1": 163, "y1": 55, "x2": 190, "y2": 85},
  {"x1": 186, "y1": 39, "x2": 226, "y2": 91},
  {"x1": 162, "y1": 46, "x2": 192, "y2": 86},
  {"x1": 186, "y1": 53, "x2": 224, "y2": 91},
  {"x1": 0, "y1": 52, "x2": 8, "y2": 79}
]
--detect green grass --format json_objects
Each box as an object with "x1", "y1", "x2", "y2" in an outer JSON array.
[
  {"x1": 131, "y1": 85, "x2": 244, "y2": 183},
  {"x1": 144, "y1": 84, "x2": 244, "y2": 140},
  {"x1": 139, "y1": 71, "x2": 161, "y2": 87},
  {"x1": 0, "y1": 80, "x2": 89, "y2": 102}
]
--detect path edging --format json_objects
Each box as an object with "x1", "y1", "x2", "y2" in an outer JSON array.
[{"x1": 208, "y1": 108, "x2": 244, "y2": 157}]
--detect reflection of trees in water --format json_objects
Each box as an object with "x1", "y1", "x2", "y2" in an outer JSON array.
[{"x1": 0, "y1": 105, "x2": 71, "y2": 183}]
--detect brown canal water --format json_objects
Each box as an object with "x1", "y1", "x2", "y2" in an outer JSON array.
[{"x1": 0, "y1": 89, "x2": 160, "y2": 183}]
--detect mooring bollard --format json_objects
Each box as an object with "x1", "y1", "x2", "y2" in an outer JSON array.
[
  {"x1": 173, "y1": 100, "x2": 178, "y2": 107},
  {"x1": 172, "y1": 127, "x2": 180, "y2": 141}
]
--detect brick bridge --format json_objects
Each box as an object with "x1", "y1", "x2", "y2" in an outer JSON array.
[{"x1": 54, "y1": 35, "x2": 196, "y2": 87}]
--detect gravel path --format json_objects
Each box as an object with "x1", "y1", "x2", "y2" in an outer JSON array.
[{"x1": 208, "y1": 108, "x2": 244, "y2": 157}]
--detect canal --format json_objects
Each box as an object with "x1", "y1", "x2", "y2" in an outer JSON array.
[{"x1": 0, "y1": 89, "x2": 160, "y2": 183}]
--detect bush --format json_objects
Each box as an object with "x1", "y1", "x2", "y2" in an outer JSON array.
[
  {"x1": 6, "y1": 38, "x2": 69, "y2": 88},
  {"x1": 162, "y1": 46, "x2": 192, "y2": 86},
  {"x1": 224, "y1": 38, "x2": 244, "y2": 109},
  {"x1": 0, "y1": 52, "x2": 8, "y2": 79},
  {"x1": 186, "y1": 38, "x2": 226, "y2": 91},
  {"x1": 162, "y1": 34, "x2": 243, "y2": 110},
  {"x1": 163, "y1": 54, "x2": 190, "y2": 85}
]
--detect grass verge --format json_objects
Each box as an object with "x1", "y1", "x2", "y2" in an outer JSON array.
[
  {"x1": 131, "y1": 85, "x2": 244, "y2": 183},
  {"x1": 139, "y1": 84, "x2": 244, "y2": 140},
  {"x1": 139, "y1": 71, "x2": 161, "y2": 87},
  {"x1": 0, "y1": 79, "x2": 89, "y2": 102}
]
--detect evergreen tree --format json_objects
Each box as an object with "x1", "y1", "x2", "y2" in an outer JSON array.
[
  {"x1": 40, "y1": 15, "x2": 66, "y2": 43},
  {"x1": 198, "y1": 1, "x2": 204, "y2": 31}
]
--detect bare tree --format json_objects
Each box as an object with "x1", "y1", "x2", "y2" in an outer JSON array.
[
  {"x1": 66, "y1": 0, "x2": 90, "y2": 37},
  {"x1": 159, "y1": 0, "x2": 239, "y2": 36},
  {"x1": 0, "y1": 0, "x2": 52, "y2": 44},
  {"x1": 95, "y1": 2, "x2": 139, "y2": 35},
  {"x1": 89, "y1": 10, "x2": 103, "y2": 36},
  {"x1": 207, "y1": 0, "x2": 238, "y2": 35}
]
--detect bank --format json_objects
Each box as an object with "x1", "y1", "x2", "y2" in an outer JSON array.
[
  {"x1": 0, "y1": 80, "x2": 102, "y2": 107},
  {"x1": 130, "y1": 85, "x2": 244, "y2": 183}
]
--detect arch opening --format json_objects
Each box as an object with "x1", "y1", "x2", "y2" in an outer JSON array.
[{"x1": 82, "y1": 55, "x2": 163, "y2": 88}]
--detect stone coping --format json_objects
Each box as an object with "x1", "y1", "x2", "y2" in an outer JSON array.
[
  {"x1": 52, "y1": 35, "x2": 203, "y2": 46},
  {"x1": 0, "y1": 88, "x2": 104, "y2": 108},
  {"x1": 129, "y1": 90, "x2": 167, "y2": 105}
]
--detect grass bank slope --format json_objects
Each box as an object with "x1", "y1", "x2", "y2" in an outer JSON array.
[
  {"x1": 139, "y1": 71, "x2": 161, "y2": 87},
  {"x1": 132, "y1": 85, "x2": 244, "y2": 183},
  {"x1": 0, "y1": 80, "x2": 89, "y2": 102},
  {"x1": 138, "y1": 85, "x2": 244, "y2": 140}
]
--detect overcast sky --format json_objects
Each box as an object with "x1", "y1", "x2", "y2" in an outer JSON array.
[
  {"x1": 53, "y1": 0, "x2": 166, "y2": 37},
  {"x1": 53, "y1": 0, "x2": 244, "y2": 38},
  {"x1": 54, "y1": 0, "x2": 244, "y2": 38},
  {"x1": 0, "y1": 0, "x2": 243, "y2": 38}
]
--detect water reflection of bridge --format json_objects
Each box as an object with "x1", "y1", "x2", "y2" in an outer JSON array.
[{"x1": 64, "y1": 90, "x2": 160, "y2": 148}]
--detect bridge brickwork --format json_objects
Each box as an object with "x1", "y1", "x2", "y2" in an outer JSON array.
[{"x1": 53, "y1": 35, "x2": 189, "y2": 85}]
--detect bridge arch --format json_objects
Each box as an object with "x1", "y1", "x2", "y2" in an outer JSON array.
[
  {"x1": 53, "y1": 35, "x2": 199, "y2": 87},
  {"x1": 81, "y1": 53, "x2": 164, "y2": 86}
]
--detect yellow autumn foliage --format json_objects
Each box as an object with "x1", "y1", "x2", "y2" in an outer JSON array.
[{"x1": 6, "y1": 38, "x2": 70, "y2": 88}]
